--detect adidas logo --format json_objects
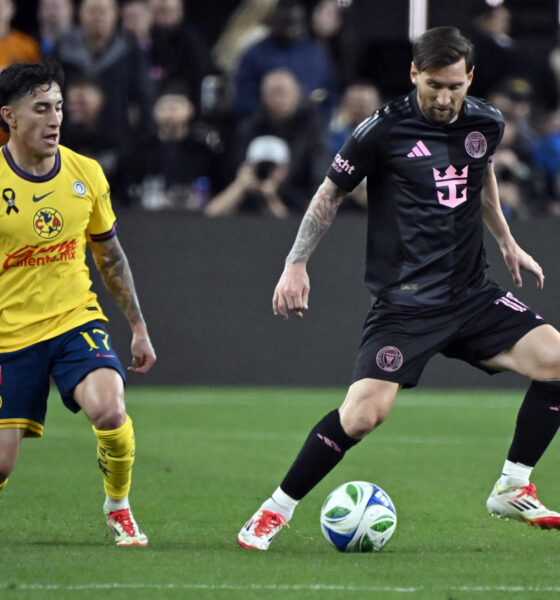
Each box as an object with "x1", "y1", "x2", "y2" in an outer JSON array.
[{"x1": 407, "y1": 140, "x2": 431, "y2": 158}]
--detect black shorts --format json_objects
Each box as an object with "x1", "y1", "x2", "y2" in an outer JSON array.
[{"x1": 352, "y1": 281, "x2": 546, "y2": 388}]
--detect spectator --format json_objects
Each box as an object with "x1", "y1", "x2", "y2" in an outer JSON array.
[
  {"x1": 0, "y1": 0, "x2": 40, "y2": 70},
  {"x1": 234, "y1": 0, "x2": 337, "y2": 119},
  {"x1": 148, "y1": 0, "x2": 210, "y2": 109},
  {"x1": 121, "y1": 0, "x2": 153, "y2": 54},
  {"x1": 205, "y1": 135, "x2": 289, "y2": 217},
  {"x1": 531, "y1": 109, "x2": 560, "y2": 216},
  {"x1": 492, "y1": 115, "x2": 532, "y2": 220},
  {"x1": 235, "y1": 67, "x2": 331, "y2": 213},
  {"x1": 487, "y1": 77, "x2": 539, "y2": 166},
  {"x1": 212, "y1": 0, "x2": 277, "y2": 77},
  {"x1": 37, "y1": 0, "x2": 74, "y2": 57},
  {"x1": 61, "y1": 76, "x2": 122, "y2": 184},
  {"x1": 131, "y1": 82, "x2": 221, "y2": 211},
  {"x1": 54, "y1": 0, "x2": 153, "y2": 163},
  {"x1": 328, "y1": 80, "x2": 382, "y2": 153},
  {"x1": 328, "y1": 80, "x2": 382, "y2": 212},
  {"x1": 468, "y1": 4, "x2": 521, "y2": 100},
  {"x1": 467, "y1": 3, "x2": 556, "y2": 109},
  {"x1": 309, "y1": 0, "x2": 348, "y2": 89},
  {"x1": 0, "y1": 0, "x2": 41, "y2": 145},
  {"x1": 546, "y1": 31, "x2": 560, "y2": 111}
]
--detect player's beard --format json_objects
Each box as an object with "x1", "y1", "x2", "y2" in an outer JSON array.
[{"x1": 426, "y1": 105, "x2": 458, "y2": 124}]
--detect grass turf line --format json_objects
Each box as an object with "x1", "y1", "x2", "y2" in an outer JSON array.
[{"x1": 1, "y1": 387, "x2": 559, "y2": 600}]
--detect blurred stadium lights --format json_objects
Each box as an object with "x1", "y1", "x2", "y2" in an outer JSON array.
[{"x1": 409, "y1": 0, "x2": 428, "y2": 40}]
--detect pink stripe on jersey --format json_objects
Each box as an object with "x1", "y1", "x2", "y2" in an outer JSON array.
[{"x1": 416, "y1": 140, "x2": 431, "y2": 156}]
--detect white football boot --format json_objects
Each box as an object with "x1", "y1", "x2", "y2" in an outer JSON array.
[
  {"x1": 237, "y1": 509, "x2": 289, "y2": 550},
  {"x1": 487, "y1": 483, "x2": 560, "y2": 530},
  {"x1": 105, "y1": 507, "x2": 149, "y2": 546}
]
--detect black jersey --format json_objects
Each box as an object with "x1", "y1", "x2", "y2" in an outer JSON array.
[{"x1": 327, "y1": 91, "x2": 505, "y2": 308}]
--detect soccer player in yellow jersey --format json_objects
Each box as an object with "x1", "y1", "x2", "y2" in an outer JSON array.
[{"x1": 0, "y1": 61, "x2": 156, "y2": 546}]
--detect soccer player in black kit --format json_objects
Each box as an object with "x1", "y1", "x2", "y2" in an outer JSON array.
[{"x1": 237, "y1": 26, "x2": 560, "y2": 550}]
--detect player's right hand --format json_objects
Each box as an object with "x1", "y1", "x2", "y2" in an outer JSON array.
[{"x1": 273, "y1": 263, "x2": 310, "y2": 320}]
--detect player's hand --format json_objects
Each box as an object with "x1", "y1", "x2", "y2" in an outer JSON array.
[
  {"x1": 129, "y1": 333, "x2": 157, "y2": 374},
  {"x1": 273, "y1": 263, "x2": 310, "y2": 320},
  {"x1": 503, "y1": 243, "x2": 544, "y2": 290}
]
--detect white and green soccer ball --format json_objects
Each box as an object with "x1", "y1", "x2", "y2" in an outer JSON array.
[{"x1": 320, "y1": 481, "x2": 397, "y2": 552}]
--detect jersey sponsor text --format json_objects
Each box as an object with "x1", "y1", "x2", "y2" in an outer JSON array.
[{"x1": 3, "y1": 239, "x2": 78, "y2": 269}]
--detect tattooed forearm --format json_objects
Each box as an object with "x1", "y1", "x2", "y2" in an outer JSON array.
[
  {"x1": 91, "y1": 237, "x2": 145, "y2": 327},
  {"x1": 286, "y1": 178, "x2": 345, "y2": 264}
]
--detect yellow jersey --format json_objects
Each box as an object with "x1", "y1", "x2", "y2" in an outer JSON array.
[{"x1": 0, "y1": 144, "x2": 117, "y2": 352}]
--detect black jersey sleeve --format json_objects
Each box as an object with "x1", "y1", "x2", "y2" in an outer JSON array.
[
  {"x1": 463, "y1": 96, "x2": 505, "y2": 163},
  {"x1": 326, "y1": 113, "x2": 386, "y2": 192}
]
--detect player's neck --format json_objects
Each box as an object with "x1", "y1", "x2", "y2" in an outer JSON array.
[{"x1": 6, "y1": 141, "x2": 57, "y2": 177}]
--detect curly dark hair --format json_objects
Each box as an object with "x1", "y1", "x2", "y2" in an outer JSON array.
[{"x1": 0, "y1": 60, "x2": 65, "y2": 132}]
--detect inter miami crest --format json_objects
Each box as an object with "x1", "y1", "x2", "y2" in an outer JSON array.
[{"x1": 376, "y1": 346, "x2": 404, "y2": 372}]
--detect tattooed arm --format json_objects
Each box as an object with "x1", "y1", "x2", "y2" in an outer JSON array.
[
  {"x1": 89, "y1": 236, "x2": 156, "y2": 373},
  {"x1": 273, "y1": 177, "x2": 347, "y2": 319}
]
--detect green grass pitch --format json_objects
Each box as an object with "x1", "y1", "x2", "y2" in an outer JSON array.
[{"x1": 2, "y1": 386, "x2": 560, "y2": 600}]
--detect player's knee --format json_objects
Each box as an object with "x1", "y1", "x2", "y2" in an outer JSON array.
[
  {"x1": 341, "y1": 403, "x2": 386, "y2": 438},
  {"x1": 349, "y1": 413, "x2": 381, "y2": 438},
  {"x1": 530, "y1": 352, "x2": 560, "y2": 380},
  {"x1": 0, "y1": 436, "x2": 22, "y2": 480},
  {"x1": 92, "y1": 403, "x2": 127, "y2": 430},
  {"x1": 341, "y1": 384, "x2": 395, "y2": 438},
  {"x1": 0, "y1": 460, "x2": 16, "y2": 482}
]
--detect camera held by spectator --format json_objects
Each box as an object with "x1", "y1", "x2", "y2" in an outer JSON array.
[{"x1": 205, "y1": 135, "x2": 290, "y2": 217}]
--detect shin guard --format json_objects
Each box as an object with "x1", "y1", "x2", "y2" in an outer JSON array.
[
  {"x1": 280, "y1": 409, "x2": 359, "y2": 500},
  {"x1": 93, "y1": 414, "x2": 135, "y2": 500},
  {"x1": 508, "y1": 381, "x2": 560, "y2": 467}
]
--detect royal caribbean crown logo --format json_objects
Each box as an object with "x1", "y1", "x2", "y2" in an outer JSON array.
[
  {"x1": 33, "y1": 207, "x2": 63, "y2": 239},
  {"x1": 433, "y1": 165, "x2": 469, "y2": 208}
]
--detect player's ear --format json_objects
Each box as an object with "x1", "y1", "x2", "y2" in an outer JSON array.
[
  {"x1": 410, "y1": 62, "x2": 419, "y2": 85},
  {"x1": 1, "y1": 105, "x2": 15, "y2": 130},
  {"x1": 466, "y1": 67, "x2": 474, "y2": 89}
]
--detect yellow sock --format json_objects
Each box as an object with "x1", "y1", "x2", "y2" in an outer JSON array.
[
  {"x1": 93, "y1": 414, "x2": 135, "y2": 500},
  {"x1": 0, "y1": 478, "x2": 8, "y2": 491}
]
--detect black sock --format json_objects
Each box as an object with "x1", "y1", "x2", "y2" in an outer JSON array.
[
  {"x1": 280, "y1": 409, "x2": 360, "y2": 500},
  {"x1": 507, "y1": 381, "x2": 560, "y2": 467}
]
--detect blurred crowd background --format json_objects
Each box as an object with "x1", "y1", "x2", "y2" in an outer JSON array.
[{"x1": 7, "y1": 0, "x2": 560, "y2": 220}]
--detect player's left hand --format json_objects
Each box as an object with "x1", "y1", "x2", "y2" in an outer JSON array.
[
  {"x1": 129, "y1": 334, "x2": 157, "y2": 374},
  {"x1": 503, "y1": 243, "x2": 544, "y2": 289}
]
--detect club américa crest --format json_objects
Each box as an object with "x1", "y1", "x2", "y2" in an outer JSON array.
[
  {"x1": 33, "y1": 207, "x2": 64, "y2": 239},
  {"x1": 376, "y1": 346, "x2": 403, "y2": 372}
]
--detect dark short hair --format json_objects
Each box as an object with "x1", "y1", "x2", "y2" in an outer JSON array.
[
  {"x1": 66, "y1": 73, "x2": 104, "y2": 94},
  {"x1": 0, "y1": 60, "x2": 65, "y2": 132},
  {"x1": 412, "y1": 26, "x2": 475, "y2": 73},
  {"x1": 158, "y1": 79, "x2": 193, "y2": 100}
]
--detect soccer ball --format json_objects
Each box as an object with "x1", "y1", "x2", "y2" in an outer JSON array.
[{"x1": 320, "y1": 481, "x2": 397, "y2": 552}]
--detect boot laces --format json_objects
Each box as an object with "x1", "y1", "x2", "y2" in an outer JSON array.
[
  {"x1": 253, "y1": 510, "x2": 288, "y2": 537},
  {"x1": 109, "y1": 509, "x2": 136, "y2": 536},
  {"x1": 517, "y1": 483, "x2": 537, "y2": 500}
]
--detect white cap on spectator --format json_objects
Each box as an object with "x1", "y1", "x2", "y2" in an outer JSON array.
[{"x1": 246, "y1": 135, "x2": 290, "y2": 164}]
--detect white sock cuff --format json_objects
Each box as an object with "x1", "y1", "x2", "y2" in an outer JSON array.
[
  {"x1": 104, "y1": 495, "x2": 130, "y2": 513},
  {"x1": 500, "y1": 460, "x2": 532, "y2": 486},
  {"x1": 260, "y1": 487, "x2": 299, "y2": 520},
  {"x1": 271, "y1": 487, "x2": 299, "y2": 511}
]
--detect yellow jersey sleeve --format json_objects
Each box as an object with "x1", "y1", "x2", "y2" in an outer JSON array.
[{"x1": 86, "y1": 161, "x2": 118, "y2": 242}]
